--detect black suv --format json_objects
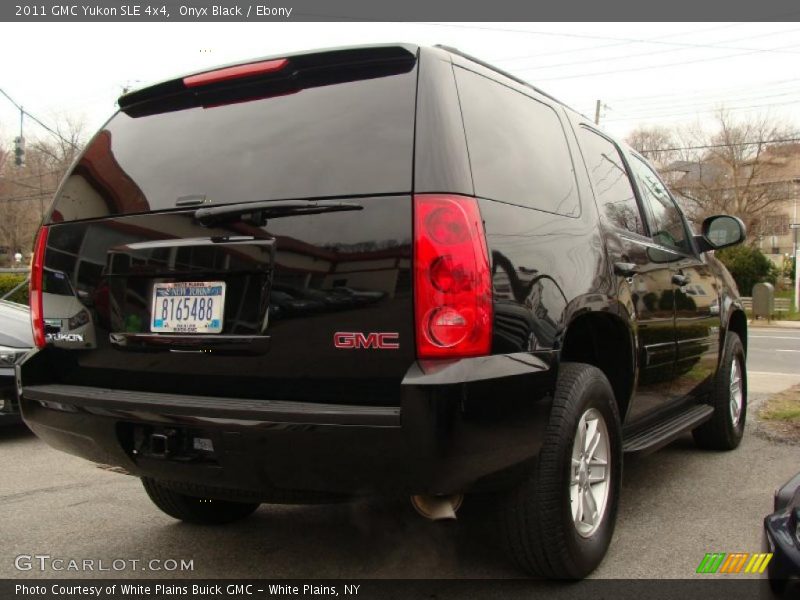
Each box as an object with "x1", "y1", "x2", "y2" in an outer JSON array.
[{"x1": 20, "y1": 44, "x2": 748, "y2": 579}]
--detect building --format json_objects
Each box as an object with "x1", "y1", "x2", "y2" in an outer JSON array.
[{"x1": 663, "y1": 143, "x2": 800, "y2": 266}]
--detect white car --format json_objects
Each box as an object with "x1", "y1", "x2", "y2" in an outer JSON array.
[
  {"x1": 41, "y1": 269, "x2": 96, "y2": 348},
  {"x1": 0, "y1": 299, "x2": 32, "y2": 424}
]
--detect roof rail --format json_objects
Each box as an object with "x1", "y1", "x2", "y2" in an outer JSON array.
[{"x1": 434, "y1": 44, "x2": 578, "y2": 114}]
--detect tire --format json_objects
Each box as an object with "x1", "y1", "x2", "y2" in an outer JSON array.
[
  {"x1": 141, "y1": 477, "x2": 260, "y2": 525},
  {"x1": 692, "y1": 332, "x2": 746, "y2": 451},
  {"x1": 496, "y1": 362, "x2": 622, "y2": 579}
]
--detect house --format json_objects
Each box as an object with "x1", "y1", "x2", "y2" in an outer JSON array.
[{"x1": 662, "y1": 143, "x2": 800, "y2": 265}]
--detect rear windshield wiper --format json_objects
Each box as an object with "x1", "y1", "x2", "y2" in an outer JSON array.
[{"x1": 194, "y1": 199, "x2": 363, "y2": 227}]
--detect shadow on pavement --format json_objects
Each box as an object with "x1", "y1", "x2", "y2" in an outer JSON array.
[{"x1": 0, "y1": 422, "x2": 32, "y2": 441}]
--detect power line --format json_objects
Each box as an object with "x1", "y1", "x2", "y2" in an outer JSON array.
[
  {"x1": 0, "y1": 87, "x2": 80, "y2": 150},
  {"x1": 638, "y1": 137, "x2": 800, "y2": 153},
  {"x1": 0, "y1": 167, "x2": 67, "y2": 184},
  {"x1": 1, "y1": 178, "x2": 46, "y2": 192},
  {"x1": 606, "y1": 78, "x2": 800, "y2": 106},
  {"x1": 494, "y1": 26, "x2": 800, "y2": 72},
  {"x1": 604, "y1": 99, "x2": 800, "y2": 122},
  {"x1": 532, "y1": 41, "x2": 800, "y2": 81},
  {"x1": 606, "y1": 88, "x2": 800, "y2": 117},
  {"x1": 487, "y1": 22, "x2": 748, "y2": 62},
  {"x1": 0, "y1": 191, "x2": 56, "y2": 202},
  {"x1": 423, "y1": 22, "x2": 800, "y2": 55}
]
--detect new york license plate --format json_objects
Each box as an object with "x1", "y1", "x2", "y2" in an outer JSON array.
[{"x1": 151, "y1": 282, "x2": 225, "y2": 334}]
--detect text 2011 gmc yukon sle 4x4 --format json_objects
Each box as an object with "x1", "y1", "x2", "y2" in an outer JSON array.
[{"x1": 19, "y1": 44, "x2": 748, "y2": 579}]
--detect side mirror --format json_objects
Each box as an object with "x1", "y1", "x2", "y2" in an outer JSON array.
[
  {"x1": 695, "y1": 215, "x2": 746, "y2": 252},
  {"x1": 76, "y1": 289, "x2": 94, "y2": 307}
]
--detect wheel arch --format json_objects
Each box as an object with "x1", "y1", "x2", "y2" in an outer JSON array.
[
  {"x1": 726, "y1": 308, "x2": 748, "y2": 355},
  {"x1": 558, "y1": 308, "x2": 636, "y2": 422}
]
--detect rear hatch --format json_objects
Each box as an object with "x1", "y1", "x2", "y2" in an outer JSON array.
[{"x1": 36, "y1": 46, "x2": 418, "y2": 406}]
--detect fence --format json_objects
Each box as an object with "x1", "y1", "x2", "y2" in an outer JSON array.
[{"x1": 740, "y1": 296, "x2": 791, "y2": 318}]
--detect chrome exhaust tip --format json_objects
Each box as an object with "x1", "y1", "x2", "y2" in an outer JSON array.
[{"x1": 410, "y1": 494, "x2": 463, "y2": 520}]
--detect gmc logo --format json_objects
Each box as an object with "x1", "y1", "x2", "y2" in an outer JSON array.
[{"x1": 333, "y1": 332, "x2": 400, "y2": 350}]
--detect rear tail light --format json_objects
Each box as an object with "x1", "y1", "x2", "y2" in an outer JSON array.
[
  {"x1": 414, "y1": 195, "x2": 492, "y2": 358},
  {"x1": 183, "y1": 58, "x2": 289, "y2": 88},
  {"x1": 29, "y1": 226, "x2": 49, "y2": 348}
]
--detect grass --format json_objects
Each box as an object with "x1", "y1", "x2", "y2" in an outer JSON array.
[
  {"x1": 774, "y1": 289, "x2": 800, "y2": 321},
  {"x1": 758, "y1": 384, "x2": 800, "y2": 443},
  {"x1": 0, "y1": 273, "x2": 28, "y2": 304}
]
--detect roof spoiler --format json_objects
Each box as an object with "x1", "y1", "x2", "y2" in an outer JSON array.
[{"x1": 118, "y1": 44, "x2": 418, "y2": 115}]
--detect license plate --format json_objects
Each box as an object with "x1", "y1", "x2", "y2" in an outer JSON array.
[{"x1": 151, "y1": 281, "x2": 225, "y2": 334}]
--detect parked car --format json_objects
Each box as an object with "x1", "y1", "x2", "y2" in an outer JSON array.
[
  {"x1": 269, "y1": 289, "x2": 325, "y2": 319},
  {"x1": 765, "y1": 471, "x2": 800, "y2": 596},
  {"x1": 272, "y1": 284, "x2": 355, "y2": 311},
  {"x1": 0, "y1": 299, "x2": 32, "y2": 424},
  {"x1": 40, "y1": 268, "x2": 97, "y2": 348},
  {"x1": 329, "y1": 286, "x2": 386, "y2": 305},
  {"x1": 19, "y1": 44, "x2": 748, "y2": 579}
]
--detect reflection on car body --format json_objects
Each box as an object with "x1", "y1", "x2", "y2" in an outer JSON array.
[{"x1": 41, "y1": 268, "x2": 96, "y2": 348}]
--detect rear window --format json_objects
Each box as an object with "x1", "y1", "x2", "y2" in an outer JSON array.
[
  {"x1": 454, "y1": 67, "x2": 580, "y2": 217},
  {"x1": 50, "y1": 66, "x2": 418, "y2": 223}
]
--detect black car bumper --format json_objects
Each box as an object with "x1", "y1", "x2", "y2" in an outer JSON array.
[
  {"x1": 20, "y1": 354, "x2": 554, "y2": 497},
  {"x1": 764, "y1": 471, "x2": 800, "y2": 596}
]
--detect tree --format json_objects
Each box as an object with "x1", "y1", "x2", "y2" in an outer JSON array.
[
  {"x1": 0, "y1": 118, "x2": 85, "y2": 264},
  {"x1": 663, "y1": 110, "x2": 798, "y2": 237},
  {"x1": 716, "y1": 244, "x2": 778, "y2": 296},
  {"x1": 625, "y1": 125, "x2": 678, "y2": 168}
]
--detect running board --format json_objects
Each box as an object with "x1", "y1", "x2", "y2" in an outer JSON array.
[{"x1": 623, "y1": 404, "x2": 714, "y2": 454}]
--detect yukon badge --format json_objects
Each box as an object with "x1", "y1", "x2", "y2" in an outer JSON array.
[{"x1": 334, "y1": 332, "x2": 399, "y2": 350}]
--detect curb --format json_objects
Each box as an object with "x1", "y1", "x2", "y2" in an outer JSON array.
[{"x1": 748, "y1": 320, "x2": 800, "y2": 329}]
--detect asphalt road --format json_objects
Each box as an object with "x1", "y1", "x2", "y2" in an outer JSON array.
[
  {"x1": 1, "y1": 331, "x2": 798, "y2": 582},
  {"x1": 747, "y1": 327, "x2": 800, "y2": 393}
]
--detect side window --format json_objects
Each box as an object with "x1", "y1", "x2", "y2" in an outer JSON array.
[
  {"x1": 454, "y1": 67, "x2": 580, "y2": 217},
  {"x1": 577, "y1": 127, "x2": 645, "y2": 235},
  {"x1": 630, "y1": 156, "x2": 692, "y2": 254}
]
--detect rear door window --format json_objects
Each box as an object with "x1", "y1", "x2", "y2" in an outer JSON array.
[
  {"x1": 630, "y1": 156, "x2": 692, "y2": 254},
  {"x1": 578, "y1": 127, "x2": 645, "y2": 236},
  {"x1": 454, "y1": 68, "x2": 580, "y2": 217}
]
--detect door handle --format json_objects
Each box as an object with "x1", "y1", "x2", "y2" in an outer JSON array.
[
  {"x1": 614, "y1": 262, "x2": 639, "y2": 277},
  {"x1": 672, "y1": 273, "x2": 690, "y2": 286}
]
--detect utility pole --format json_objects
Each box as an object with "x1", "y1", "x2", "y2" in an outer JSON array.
[
  {"x1": 594, "y1": 99, "x2": 601, "y2": 125},
  {"x1": 792, "y1": 221, "x2": 799, "y2": 312},
  {"x1": 794, "y1": 190, "x2": 799, "y2": 312},
  {"x1": 795, "y1": 245, "x2": 799, "y2": 312},
  {"x1": 13, "y1": 106, "x2": 25, "y2": 167}
]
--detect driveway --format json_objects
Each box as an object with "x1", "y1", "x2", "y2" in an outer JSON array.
[{"x1": 1, "y1": 329, "x2": 798, "y2": 580}]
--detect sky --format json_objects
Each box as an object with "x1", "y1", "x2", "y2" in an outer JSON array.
[{"x1": 1, "y1": 21, "x2": 800, "y2": 146}]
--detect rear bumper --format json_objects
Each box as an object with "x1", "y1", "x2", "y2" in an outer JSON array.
[
  {"x1": 20, "y1": 353, "x2": 554, "y2": 496},
  {"x1": 0, "y1": 374, "x2": 21, "y2": 425}
]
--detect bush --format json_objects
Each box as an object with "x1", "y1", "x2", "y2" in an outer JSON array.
[
  {"x1": 716, "y1": 245, "x2": 778, "y2": 296},
  {"x1": 0, "y1": 273, "x2": 29, "y2": 304}
]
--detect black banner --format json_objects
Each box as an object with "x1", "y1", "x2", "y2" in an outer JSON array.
[
  {"x1": 1, "y1": 579, "x2": 789, "y2": 600},
  {"x1": 3, "y1": 0, "x2": 800, "y2": 22}
]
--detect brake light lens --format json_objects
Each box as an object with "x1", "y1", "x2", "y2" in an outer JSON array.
[
  {"x1": 414, "y1": 195, "x2": 492, "y2": 358},
  {"x1": 183, "y1": 58, "x2": 289, "y2": 88},
  {"x1": 29, "y1": 226, "x2": 49, "y2": 348}
]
